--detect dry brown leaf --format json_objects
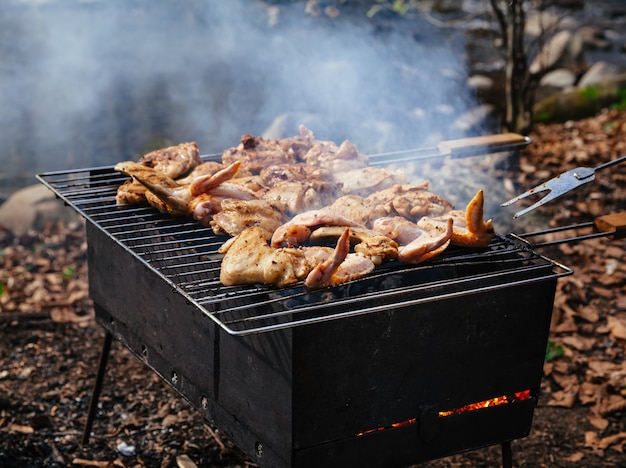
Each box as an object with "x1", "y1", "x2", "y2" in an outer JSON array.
[
  {"x1": 176, "y1": 454, "x2": 199, "y2": 468},
  {"x1": 561, "y1": 335, "x2": 594, "y2": 351},
  {"x1": 552, "y1": 372, "x2": 578, "y2": 391},
  {"x1": 579, "y1": 381, "x2": 601, "y2": 406},
  {"x1": 595, "y1": 432, "x2": 626, "y2": 450},
  {"x1": 162, "y1": 413, "x2": 180, "y2": 427},
  {"x1": 584, "y1": 431, "x2": 599, "y2": 448},
  {"x1": 588, "y1": 414, "x2": 609, "y2": 431},
  {"x1": 607, "y1": 315, "x2": 626, "y2": 341},
  {"x1": 575, "y1": 305, "x2": 599, "y2": 323},
  {"x1": 8, "y1": 423, "x2": 34, "y2": 434},
  {"x1": 547, "y1": 387, "x2": 579, "y2": 408},
  {"x1": 552, "y1": 316, "x2": 578, "y2": 333},
  {"x1": 564, "y1": 451, "x2": 585, "y2": 462},
  {"x1": 591, "y1": 285, "x2": 617, "y2": 297},
  {"x1": 587, "y1": 359, "x2": 618, "y2": 378},
  {"x1": 70, "y1": 458, "x2": 112, "y2": 468},
  {"x1": 597, "y1": 394, "x2": 626, "y2": 416}
]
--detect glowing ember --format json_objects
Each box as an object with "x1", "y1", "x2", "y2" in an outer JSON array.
[
  {"x1": 438, "y1": 390, "x2": 532, "y2": 417},
  {"x1": 355, "y1": 418, "x2": 417, "y2": 437},
  {"x1": 355, "y1": 390, "x2": 532, "y2": 437}
]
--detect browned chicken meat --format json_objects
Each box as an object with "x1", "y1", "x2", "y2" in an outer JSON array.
[
  {"x1": 302, "y1": 139, "x2": 369, "y2": 172},
  {"x1": 333, "y1": 166, "x2": 406, "y2": 196},
  {"x1": 365, "y1": 183, "x2": 454, "y2": 222},
  {"x1": 137, "y1": 142, "x2": 202, "y2": 179},
  {"x1": 260, "y1": 163, "x2": 332, "y2": 186},
  {"x1": 116, "y1": 179, "x2": 148, "y2": 205},
  {"x1": 219, "y1": 227, "x2": 309, "y2": 287},
  {"x1": 221, "y1": 134, "x2": 298, "y2": 174},
  {"x1": 210, "y1": 199, "x2": 288, "y2": 237},
  {"x1": 114, "y1": 160, "x2": 242, "y2": 217},
  {"x1": 263, "y1": 180, "x2": 340, "y2": 215},
  {"x1": 114, "y1": 127, "x2": 495, "y2": 289},
  {"x1": 417, "y1": 189, "x2": 494, "y2": 247}
]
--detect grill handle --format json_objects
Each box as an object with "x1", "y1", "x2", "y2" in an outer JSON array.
[{"x1": 512, "y1": 213, "x2": 626, "y2": 248}]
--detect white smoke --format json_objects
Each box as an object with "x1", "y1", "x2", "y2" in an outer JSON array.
[{"x1": 0, "y1": 0, "x2": 478, "y2": 186}]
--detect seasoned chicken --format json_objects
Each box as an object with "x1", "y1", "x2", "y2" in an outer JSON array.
[
  {"x1": 334, "y1": 166, "x2": 407, "y2": 196},
  {"x1": 325, "y1": 195, "x2": 383, "y2": 226},
  {"x1": 260, "y1": 163, "x2": 332, "y2": 185},
  {"x1": 309, "y1": 226, "x2": 399, "y2": 265},
  {"x1": 116, "y1": 179, "x2": 148, "y2": 205},
  {"x1": 372, "y1": 216, "x2": 453, "y2": 264},
  {"x1": 137, "y1": 142, "x2": 201, "y2": 179},
  {"x1": 366, "y1": 183, "x2": 454, "y2": 222},
  {"x1": 210, "y1": 199, "x2": 288, "y2": 237},
  {"x1": 113, "y1": 127, "x2": 497, "y2": 289},
  {"x1": 263, "y1": 180, "x2": 339, "y2": 215},
  {"x1": 304, "y1": 228, "x2": 375, "y2": 289},
  {"x1": 302, "y1": 139, "x2": 369, "y2": 172},
  {"x1": 417, "y1": 189, "x2": 494, "y2": 247},
  {"x1": 176, "y1": 161, "x2": 225, "y2": 185},
  {"x1": 271, "y1": 209, "x2": 365, "y2": 248},
  {"x1": 222, "y1": 134, "x2": 298, "y2": 174},
  {"x1": 114, "y1": 160, "x2": 242, "y2": 216},
  {"x1": 219, "y1": 227, "x2": 309, "y2": 287}
]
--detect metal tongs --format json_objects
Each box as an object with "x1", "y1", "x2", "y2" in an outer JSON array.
[{"x1": 502, "y1": 154, "x2": 626, "y2": 218}]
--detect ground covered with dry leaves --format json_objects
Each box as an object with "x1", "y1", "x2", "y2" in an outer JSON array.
[{"x1": 1, "y1": 110, "x2": 626, "y2": 467}]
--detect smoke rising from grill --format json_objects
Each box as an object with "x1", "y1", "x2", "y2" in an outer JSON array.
[{"x1": 1, "y1": 1, "x2": 479, "y2": 188}]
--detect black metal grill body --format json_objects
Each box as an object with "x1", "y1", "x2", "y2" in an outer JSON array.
[{"x1": 39, "y1": 165, "x2": 567, "y2": 468}]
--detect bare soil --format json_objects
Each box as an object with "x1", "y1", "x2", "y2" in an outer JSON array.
[{"x1": 2, "y1": 109, "x2": 626, "y2": 467}]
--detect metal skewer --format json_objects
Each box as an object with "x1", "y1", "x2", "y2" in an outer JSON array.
[{"x1": 501, "y1": 154, "x2": 626, "y2": 218}]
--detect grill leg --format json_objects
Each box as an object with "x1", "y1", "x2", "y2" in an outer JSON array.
[
  {"x1": 501, "y1": 441, "x2": 513, "y2": 468},
  {"x1": 81, "y1": 330, "x2": 113, "y2": 446}
]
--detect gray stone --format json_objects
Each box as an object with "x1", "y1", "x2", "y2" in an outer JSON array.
[
  {"x1": 466, "y1": 74, "x2": 494, "y2": 92},
  {"x1": 540, "y1": 68, "x2": 576, "y2": 88},
  {"x1": 529, "y1": 30, "x2": 573, "y2": 74},
  {"x1": 0, "y1": 185, "x2": 80, "y2": 236},
  {"x1": 578, "y1": 61, "x2": 621, "y2": 87}
]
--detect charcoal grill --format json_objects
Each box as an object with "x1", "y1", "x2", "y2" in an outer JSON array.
[{"x1": 38, "y1": 145, "x2": 572, "y2": 468}]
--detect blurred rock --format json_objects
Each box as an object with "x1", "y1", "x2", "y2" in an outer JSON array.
[
  {"x1": 0, "y1": 185, "x2": 80, "y2": 236},
  {"x1": 529, "y1": 30, "x2": 575, "y2": 74},
  {"x1": 540, "y1": 68, "x2": 577, "y2": 89},
  {"x1": 578, "y1": 61, "x2": 621, "y2": 87}
]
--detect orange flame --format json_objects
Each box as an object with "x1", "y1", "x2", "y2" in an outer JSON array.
[
  {"x1": 355, "y1": 390, "x2": 532, "y2": 437},
  {"x1": 355, "y1": 418, "x2": 417, "y2": 437},
  {"x1": 438, "y1": 390, "x2": 532, "y2": 417}
]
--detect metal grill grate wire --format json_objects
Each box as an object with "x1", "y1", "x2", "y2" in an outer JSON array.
[{"x1": 37, "y1": 164, "x2": 572, "y2": 335}]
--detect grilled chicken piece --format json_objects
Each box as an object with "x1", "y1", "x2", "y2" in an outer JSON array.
[
  {"x1": 372, "y1": 216, "x2": 453, "y2": 264},
  {"x1": 114, "y1": 160, "x2": 242, "y2": 216},
  {"x1": 116, "y1": 179, "x2": 148, "y2": 205},
  {"x1": 326, "y1": 195, "x2": 382, "y2": 226},
  {"x1": 222, "y1": 134, "x2": 298, "y2": 174},
  {"x1": 263, "y1": 180, "x2": 339, "y2": 215},
  {"x1": 210, "y1": 199, "x2": 288, "y2": 237},
  {"x1": 304, "y1": 228, "x2": 375, "y2": 289},
  {"x1": 260, "y1": 163, "x2": 332, "y2": 185},
  {"x1": 277, "y1": 124, "x2": 317, "y2": 158},
  {"x1": 219, "y1": 227, "x2": 309, "y2": 287},
  {"x1": 176, "y1": 161, "x2": 225, "y2": 185},
  {"x1": 366, "y1": 183, "x2": 454, "y2": 222},
  {"x1": 309, "y1": 226, "x2": 399, "y2": 265},
  {"x1": 398, "y1": 218, "x2": 453, "y2": 264},
  {"x1": 137, "y1": 142, "x2": 202, "y2": 179},
  {"x1": 302, "y1": 139, "x2": 369, "y2": 172},
  {"x1": 334, "y1": 166, "x2": 407, "y2": 196},
  {"x1": 271, "y1": 209, "x2": 365, "y2": 248},
  {"x1": 417, "y1": 189, "x2": 494, "y2": 247}
]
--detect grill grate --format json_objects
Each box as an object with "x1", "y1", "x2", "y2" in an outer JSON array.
[{"x1": 38, "y1": 162, "x2": 571, "y2": 335}]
